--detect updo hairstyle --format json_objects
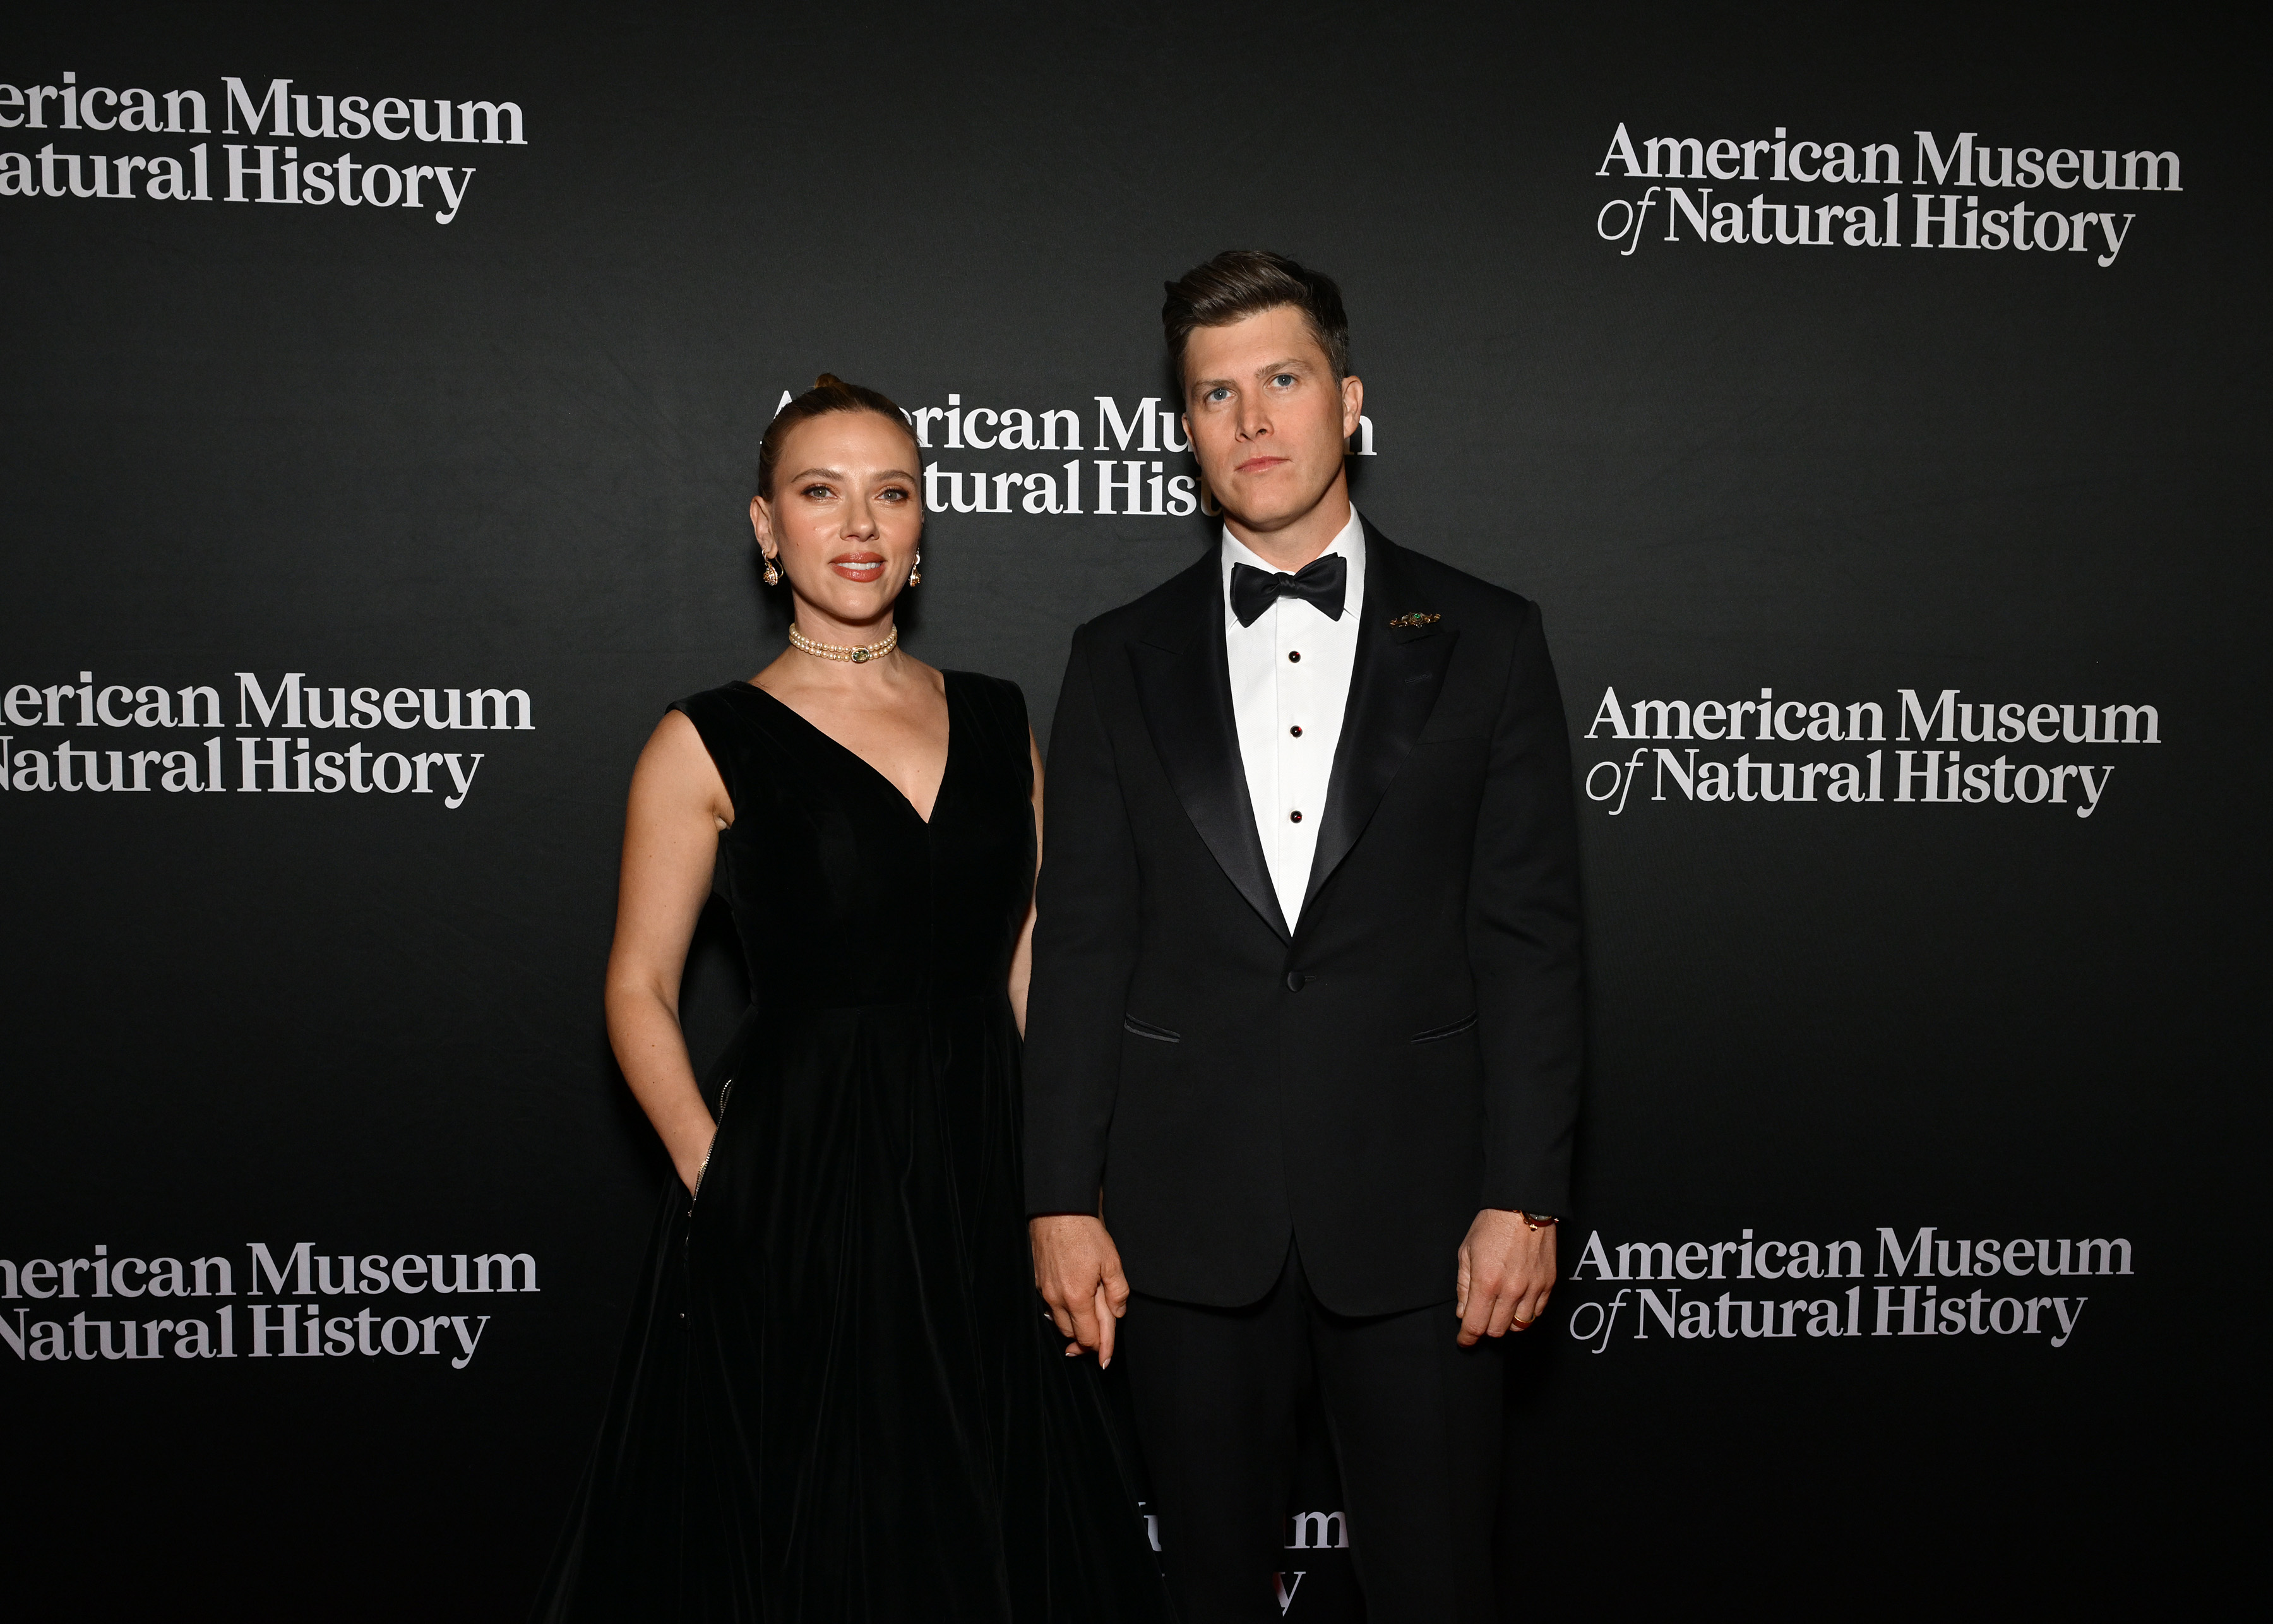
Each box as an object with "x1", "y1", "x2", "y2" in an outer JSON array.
[{"x1": 756, "y1": 374, "x2": 919, "y2": 498}]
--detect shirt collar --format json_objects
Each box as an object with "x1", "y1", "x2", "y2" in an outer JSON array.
[{"x1": 1219, "y1": 506, "x2": 1366, "y2": 619}]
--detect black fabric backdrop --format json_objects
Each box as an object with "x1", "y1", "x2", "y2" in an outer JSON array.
[{"x1": 1, "y1": 3, "x2": 2260, "y2": 1616}]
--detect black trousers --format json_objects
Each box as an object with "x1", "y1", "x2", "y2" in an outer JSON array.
[{"x1": 1118, "y1": 1241, "x2": 1505, "y2": 1624}]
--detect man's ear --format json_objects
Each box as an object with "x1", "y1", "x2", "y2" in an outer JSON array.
[{"x1": 1340, "y1": 374, "x2": 1364, "y2": 440}]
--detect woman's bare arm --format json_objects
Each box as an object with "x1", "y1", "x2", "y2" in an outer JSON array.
[
  {"x1": 1007, "y1": 729, "x2": 1045, "y2": 1036},
  {"x1": 604, "y1": 710, "x2": 732, "y2": 1193}
]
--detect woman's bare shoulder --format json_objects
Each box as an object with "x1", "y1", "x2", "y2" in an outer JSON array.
[{"x1": 631, "y1": 708, "x2": 731, "y2": 823}]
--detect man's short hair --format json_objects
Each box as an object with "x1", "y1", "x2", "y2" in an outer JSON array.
[{"x1": 1162, "y1": 249, "x2": 1350, "y2": 383}]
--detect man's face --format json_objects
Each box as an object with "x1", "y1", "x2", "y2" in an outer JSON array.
[{"x1": 1180, "y1": 305, "x2": 1363, "y2": 535}]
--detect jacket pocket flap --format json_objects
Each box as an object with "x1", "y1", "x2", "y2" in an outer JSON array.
[{"x1": 1408, "y1": 1013, "x2": 1478, "y2": 1044}]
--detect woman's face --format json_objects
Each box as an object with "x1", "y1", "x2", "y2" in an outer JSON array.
[{"x1": 750, "y1": 410, "x2": 924, "y2": 630}]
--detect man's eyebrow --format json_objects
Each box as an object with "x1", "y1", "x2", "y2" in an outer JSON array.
[{"x1": 1187, "y1": 357, "x2": 1312, "y2": 393}]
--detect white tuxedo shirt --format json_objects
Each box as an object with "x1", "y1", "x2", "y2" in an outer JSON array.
[{"x1": 1219, "y1": 506, "x2": 1366, "y2": 930}]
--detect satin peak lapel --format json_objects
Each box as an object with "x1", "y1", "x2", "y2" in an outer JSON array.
[
  {"x1": 1128, "y1": 558, "x2": 1291, "y2": 942},
  {"x1": 1301, "y1": 529, "x2": 1457, "y2": 920}
]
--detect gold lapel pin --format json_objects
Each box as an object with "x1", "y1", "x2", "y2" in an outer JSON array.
[{"x1": 1386, "y1": 611, "x2": 1441, "y2": 629}]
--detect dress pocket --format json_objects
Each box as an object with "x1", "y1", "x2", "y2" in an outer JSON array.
[
  {"x1": 1407, "y1": 1013, "x2": 1478, "y2": 1044},
  {"x1": 1122, "y1": 1014, "x2": 1181, "y2": 1043},
  {"x1": 692, "y1": 1076, "x2": 736, "y2": 1202}
]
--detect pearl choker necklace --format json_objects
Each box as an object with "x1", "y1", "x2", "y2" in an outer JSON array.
[{"x1": 788, "y1": 624, "x2": 898, "y2": 664}]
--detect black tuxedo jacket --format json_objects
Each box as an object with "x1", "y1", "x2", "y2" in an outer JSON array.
[{"x1": 1022, "y1": 523, "x2": 1583, "y2": 1315}]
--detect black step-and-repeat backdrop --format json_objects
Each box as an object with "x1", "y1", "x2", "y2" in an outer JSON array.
[{"x1": 3, "y1": 3, "x2": 2259, "y2": 1615}]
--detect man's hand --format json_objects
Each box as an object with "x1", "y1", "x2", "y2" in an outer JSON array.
[
  {"x1": 1029, "y1": 1214, "x2": 1131, "y2": 1368},
  {"x1": 1455, "y1": 1209, "x2": 1556, "y2": 1346}
]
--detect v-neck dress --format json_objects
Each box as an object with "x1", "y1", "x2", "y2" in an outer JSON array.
[{"x1": 534, "y1": 672, "x2": 1172, "y2": 1623}]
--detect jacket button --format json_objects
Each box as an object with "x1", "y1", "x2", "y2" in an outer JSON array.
[{"x1": 1287, "y1": 971, "x2": 1306, "y2": 992}]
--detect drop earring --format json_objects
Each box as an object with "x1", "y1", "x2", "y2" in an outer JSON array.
[
  {"x1": 763, "y1": 552, "x2": 781, "y2": 586},
  {"x1": 908, "y1": 551, "x2": 922, "y2": 586}
]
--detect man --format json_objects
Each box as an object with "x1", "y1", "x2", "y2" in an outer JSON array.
[{"x1": 1024, "y1": 250, "x2": 1583, "y2": 1622}]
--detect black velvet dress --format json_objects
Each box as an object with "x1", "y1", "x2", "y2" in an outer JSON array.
[{"x1": 535, "y1": 672, "x2": 1172, "y2": 1623}]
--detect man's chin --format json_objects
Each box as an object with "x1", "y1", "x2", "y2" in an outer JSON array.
[{"x1": 1216, "y1": 484, "x2": 1334, "y2": 534}]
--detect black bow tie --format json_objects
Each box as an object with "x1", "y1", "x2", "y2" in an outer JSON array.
[{"x1": 1230, "y1": 554, "x2": 1347, "y2": 628}]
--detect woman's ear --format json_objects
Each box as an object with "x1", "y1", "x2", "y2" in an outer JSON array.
[{"x1": 749, "y1": 493, "x2": 773, "y2": 556}]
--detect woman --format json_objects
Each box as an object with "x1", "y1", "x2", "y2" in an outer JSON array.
[{"x1": 535, "y1": 376, "x2": 1172, "y2": 1622}]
